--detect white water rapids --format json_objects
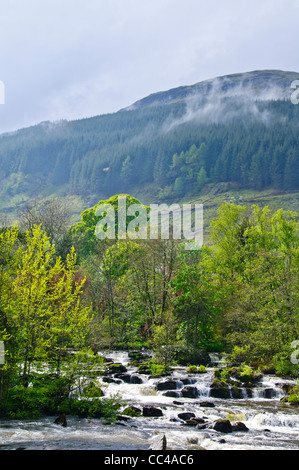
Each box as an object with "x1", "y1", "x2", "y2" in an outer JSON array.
[{"x1": 0, "y1": 351, "x2": 298, "y2": 451}]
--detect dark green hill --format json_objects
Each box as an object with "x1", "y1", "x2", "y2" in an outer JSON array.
[{"x1": 0, "y1": 69, "x2": 299, "y2": 223}]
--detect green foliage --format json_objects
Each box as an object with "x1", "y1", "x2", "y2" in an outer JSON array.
[
  {"x1": 122, "y1": 406, "x2": 142, "y2": 418},
  {"x1": 186, "y1": 365, "x2": 207, "y2": 374},
  {"x1": 137, "y1": 360, "x2": 169, "y2": 376},
  {"x1": 69, "y1": 194, "x2": 149, "y2": 259},
  {"x1": 0, "y1": 224, "x2": 92, "y2": 403},
  {"x1": 0, "y1": 374, "x2": 71, "y2": 418},
  {"x1": 69, "y1": 394, "x2": 123, "y2": 423}
]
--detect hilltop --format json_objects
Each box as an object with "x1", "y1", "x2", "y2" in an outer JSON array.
[{"x1": 126, "y1": 70, "x2": 299, "y2": 109}]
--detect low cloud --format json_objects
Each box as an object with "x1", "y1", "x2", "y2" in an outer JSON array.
[{"x1": 162, "y1": 73, "x2": 292, "y2": 132}]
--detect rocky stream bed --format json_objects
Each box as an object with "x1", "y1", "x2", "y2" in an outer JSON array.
[{"x1": 0, "y1": 350, "x2": 299, "y2": 451}]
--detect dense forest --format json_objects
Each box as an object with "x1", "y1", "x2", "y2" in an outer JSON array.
[
  {"x1": 0, "y1": 196, "x2": 298, "y2": 418},
  {"x1": 1, "y1": 97, "x2": 299, "y2": 213}
]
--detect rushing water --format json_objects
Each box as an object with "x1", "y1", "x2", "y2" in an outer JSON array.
[{"x1": 0, "y1": 351, "x2": 298, "y2": 451}]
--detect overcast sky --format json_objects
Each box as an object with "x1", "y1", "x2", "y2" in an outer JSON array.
[{"x1": 0, "y1": 0, "x2": 298, "y2": 134}]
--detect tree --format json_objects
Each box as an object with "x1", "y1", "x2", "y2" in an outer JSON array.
[
  {"x1": 171, "y1": 257, "x2": 222, "y2": 359},
  {"x1": 197, "y1": 167, "x2": 208, "y2": 190},
  {"x1": 18, "y1": 197, "x2": 71, "y2": 244},
  {"x1": 0, "y1": 225, "x2": 92, "y2": 394},
  {"x1": 209, "y1": 203, "x2": 299, "y2": 366},
  {"x1": 120, "y1": 155, "x2": 134, "y2": 185}
]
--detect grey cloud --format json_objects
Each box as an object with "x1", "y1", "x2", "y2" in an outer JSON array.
[{"x1": 0, "y1": 0, "x2": 298, "y2": 134}]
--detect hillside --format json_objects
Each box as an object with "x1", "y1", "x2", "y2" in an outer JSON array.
[
  {"x1": 0, "y1": 69, "x2": 299, "y2": 225},
  {"x1": 126, "y1": 70, "x2": 299, "y2": 109}
]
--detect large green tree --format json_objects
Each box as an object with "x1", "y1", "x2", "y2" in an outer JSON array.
[{"x1": 0, "y1": 225, "x2": 92, "y2": 399}]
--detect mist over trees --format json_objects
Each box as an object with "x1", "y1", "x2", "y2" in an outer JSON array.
[{"x1": 0, "y1": 98, "x2": 298, "y2": 211}]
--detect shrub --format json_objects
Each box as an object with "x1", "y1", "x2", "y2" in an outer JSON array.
[
  {"x1": 82, "y1": 382, "x2": 104, "y2": 398},
  {"x1": 187, "y1": 365, "x2": 207, "y2": 374},
  {"x1": 69, "y1": 395, "x2": 122, "y2": 423}
]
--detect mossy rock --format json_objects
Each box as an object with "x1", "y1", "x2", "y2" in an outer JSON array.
[
  {"x1": 210, "y1": 380, "x2": 231, "y2": 399},
  {"x1": 137, "y1": 362, "x2": 152, "y2": 374},
  {"x1": 82, "y1": 382, "x2": 104, "y2": 398},
  {"x1": 106, "y1": 363, "x2": 127, "y2": 374},
  {"x1": 122, "y1": 406, "x2": 142, "y2": 417}
]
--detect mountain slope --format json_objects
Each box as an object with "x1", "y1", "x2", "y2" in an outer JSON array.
[
  {"x1": 126, "y1": 70, "x2": 299, "y2": 109},
  {"x1": 0, "y1": 69, "x2": 299, "y2": 224}
]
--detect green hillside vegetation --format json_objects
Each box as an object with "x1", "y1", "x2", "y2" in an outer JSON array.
[{"x1": 0, "y1": 70, "x2": 299, "y2": 225}]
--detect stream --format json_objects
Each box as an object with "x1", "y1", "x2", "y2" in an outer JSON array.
[{"x1": 0, "y1": 350, "x2": 298, "y2": 451}]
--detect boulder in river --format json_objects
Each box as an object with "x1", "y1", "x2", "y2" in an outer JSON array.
[
  {"x1": 199, "y1": 401, "x2": 215, "y2": 408},
  {"x1": 123, "y1": 406, "x2": 142, "y2": 417},
  {"x1": 232, "y1": 421, "x2": 249, "y2": 432},
  {"x1": 102, "y1": 376, "x2": 122, "y2": 384},
  {"x1": 184, "y1": 417, "x2": 206, "y2": 426},
  {"x1": 163, "y1": 391, "x2": 181, "y2": 398},
  {"x1": 54, "y1": 412, "x2": 67, "y2": 428},
  {"x1": 263, "y1": 388, "x2": 276, "y2": 399},
  {"x1": 114, "y1": 373, "x2": 143, "y2": 384},
  {"x1": 156, "y1": 380, "x2": 181, "y2": 391},
  {"x1": 181, "y1": 385, "x2": 198, "y2": 398},
  {"x1": 143, "y1": 406, "x2": 163, "y2": 417},
  {"x1": 105, "y1": 363, "x2": 127, "y2": 374},
  {"x1": 128, "y1": 351, "x2": 152, "y2": 363},
  {"x1": 178, "y1": 412, "x2": 196, "y2": 421},
  {"x1": 211, "y1": 419, "x2": 233, "y2": 433}
]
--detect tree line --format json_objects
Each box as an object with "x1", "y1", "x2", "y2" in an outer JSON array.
[{"x1": 0, "y1": 99, "x2": 299, "y2": 206}]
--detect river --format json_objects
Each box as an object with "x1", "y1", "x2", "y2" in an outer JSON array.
[{"x1": 0, "y1": 351, "x2": 298, "y2": 451}]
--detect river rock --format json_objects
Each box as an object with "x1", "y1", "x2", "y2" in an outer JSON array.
[
  {"x1": 211, "y1": 419, "x2": 233, "y2": 433},
  {"x1": 185, "y1": 417, "x2": 206, "y2": 426},
  {"x1": 115, "y1": 373, "x2": 143, "y2": 384},
  {"x1": 116, "y1": 414, "x2": 132, "y2": 422},
  {"x1": 178, "y1": 412, "x2": 196, "y2": 421},
  {"x1": 156, "y1": 380, "x2": 181, "y2": 391},
  {"x1": 232, "y1": 421, "x2": 249, "y2": 432},
  {"x1": 128, "y1": 351, "x2": 152, "y2": 363},
  {"x1": 181, "y1": 386, "x2": 198, "y2": 398},
  {"x1": 263, "y1": 388, "x2": 276, "y2": 399},
  {"x1": 179, "y1": 377, "x2": 197, "y2": 385},
  {"x1": 102, "y1": 376, "x2": 122, "y2": 384},
  {"x1": 123, "y1": 406, "x2": 142, "y2": 417},
  {"x1": 143, "y1": 406, "x2": 163, "y2": 417},
  {"x1": 210, "y1": 383, "x2": 231, "y2": 399},
  {"x1": 149, "y1": 434, "x2": 167, "y2": 450},
  {"x1": 199, "y1": 401, "x2": 215, "y2": 408},
  {"x1": 54, "y1": 412, "x2": 67, "y2": 428},
  {"x1": 105, "y1": 363, "x2": 127, "y2": 374},
  {"x1": 163, "y1": 391, "x2": 181, "y2": 398}
]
